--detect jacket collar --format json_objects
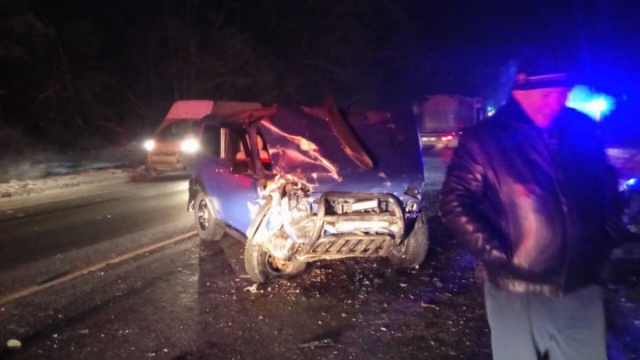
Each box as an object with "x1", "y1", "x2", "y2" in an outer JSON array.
[{"x1": 495, "y1": 98, "x2": 536, "y2": 126}]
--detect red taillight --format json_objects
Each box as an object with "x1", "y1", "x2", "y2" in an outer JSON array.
[{"x1": 441, "y1": 133, "x2": 455, "y2": 142}]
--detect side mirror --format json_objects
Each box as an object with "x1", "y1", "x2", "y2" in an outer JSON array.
[{"x1": 230, "y1": 160, "x2": 251, "y2": 175}]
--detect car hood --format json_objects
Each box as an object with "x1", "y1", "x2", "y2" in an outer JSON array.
[{"x1": 257, "y1": 103, "x2": 425, "y2": 196}]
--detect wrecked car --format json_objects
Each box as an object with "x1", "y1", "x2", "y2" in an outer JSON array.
[{"x1": 187, "y1": 97, "x2": 428, "y2": 283}]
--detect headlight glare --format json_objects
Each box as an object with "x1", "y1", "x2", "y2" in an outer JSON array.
[
  {"x1": 143, "y1": 139, "x2": 155, "y2": 151},
  {"x1": 181, "y1": 138, "x2": 200, "y2": 153}
]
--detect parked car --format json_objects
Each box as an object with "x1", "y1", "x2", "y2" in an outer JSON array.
[
  {"x1": 187, "y1": 97, "x2": 428, "y2": 283},
  {"x1": 143, "y1": 100, "x2": 261, "y2": 177}
]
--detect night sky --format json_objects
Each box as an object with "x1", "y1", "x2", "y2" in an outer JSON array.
[{"x1": 1, "y1": 0, "x2": 639, "y2": 147}]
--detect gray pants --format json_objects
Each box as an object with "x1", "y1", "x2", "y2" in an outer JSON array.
[{"x1": 484, "y1": 282, "x2": 607, "y2": 360}]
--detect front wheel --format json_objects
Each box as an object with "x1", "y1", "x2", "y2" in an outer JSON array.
[
  {"x1": 388, "y1": 215, "x2": 429, "y2": 268},
  {"x1": 194, "y1": 191, "x2": 225, "y2": 241},
  {"x1": 244, "y1": 240, "x2": 307, "y2": 283}
]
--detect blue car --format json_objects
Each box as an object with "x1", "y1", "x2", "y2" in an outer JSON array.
[{"x1": 187, "y1": 97, "x2": 428, "y2": 283}]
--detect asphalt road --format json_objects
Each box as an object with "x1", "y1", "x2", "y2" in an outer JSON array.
[
  {"x1": 0, "y1": 177, "x2": 194, "y2": 295},
  {"x1": 0, "y1": 154, "x2": 490, "y2": 360},
  {"x1": 0, "y1": 190, "x2": 496, "y2": 360},
  {"x1": 0, "y1": 154, "x2": 638, "y2": 359}
]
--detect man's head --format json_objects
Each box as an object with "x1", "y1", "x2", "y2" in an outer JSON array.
[
  {"x1": 511, "y1": 50, "x2": 574, "y2": 128},
  {"x1": 512, "y1": 86, "x2": 570, "y2": 128}
]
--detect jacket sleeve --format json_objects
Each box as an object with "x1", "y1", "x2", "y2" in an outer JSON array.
[{"x1": 439, "y1": 133, "x2": 510, "y2": 265}]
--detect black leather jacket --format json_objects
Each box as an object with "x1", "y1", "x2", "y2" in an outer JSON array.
[{"x1": 439, "y1": 100, "x2": 625, "y2": 296}]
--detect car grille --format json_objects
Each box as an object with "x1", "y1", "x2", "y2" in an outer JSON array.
[
  {"x1": 306, "y1": 234, "x2": 395, "y2": 257},
  {"x1": 296, "y1": 191, "x2": 404, "y2": 261}
]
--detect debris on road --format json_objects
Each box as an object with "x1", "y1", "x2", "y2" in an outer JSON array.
[
  {"x1": 421, "y1": 302, "x2": 440, "y2": 310},
  {"x1": 299, "y1": 329, "x2": 342, "y2": 349},
  {"x1": 298, "y1": 337, "x2": 337, "y2": 348},
  {"x1": 243, "y1": 283, "x2": 260, "y2": 293},
  {"x1": 6, "y1": 339, "x2": 22, "y2": 349}
]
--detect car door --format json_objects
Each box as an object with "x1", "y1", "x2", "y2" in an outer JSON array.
[{"x1": 194, "y1": 124, "x2": 262, "y2": 234}]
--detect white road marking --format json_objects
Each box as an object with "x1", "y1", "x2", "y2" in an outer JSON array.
[{"x1": 0, "y1": 231, "x2": 197, "y2": 306}]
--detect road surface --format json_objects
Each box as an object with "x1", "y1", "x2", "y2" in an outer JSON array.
[
  {"x1": 0, "y1": 178, "x2": 193, "y2": 296},
  {"x1": 0, "y1": 154, "x2": 638, "y2": 359}
]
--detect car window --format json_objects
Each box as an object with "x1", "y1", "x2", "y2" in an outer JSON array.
[
  {"x1": 235, "y1": 136, "x2": 253, "y2": 160},
  {"x1": 200, "y1": 125, "x2": 221, "y2": 157},
  {"x1": 255, "y1": 134, "x2": 271, "y2": 163},
  {"x1": 225, "y1": 129, "x2": 247, "y2": 160},
  {"x1": 156, "y1": 120, "x2": 196, "y2": 140},
  {"x1": 225, "y1": 129, "x2": 272, "y2": 171}
]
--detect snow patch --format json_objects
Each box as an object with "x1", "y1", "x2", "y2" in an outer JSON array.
[
  {"x1": 0, "y1": 143, "x2": 146, "y2": 202},
  {"x1": 0, "y1": 169, "x2": 133, "y2": 199}
]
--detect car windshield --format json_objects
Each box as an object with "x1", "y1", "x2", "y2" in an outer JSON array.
[{"x1": 156, "y1": 120, "x2": 197, "y2": 141}]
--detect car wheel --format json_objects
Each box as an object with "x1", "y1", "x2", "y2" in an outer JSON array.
[
  {"x1": 388, "y1": 215, "x2": 429, "y2": 268},
  {"x1": 244, "y1": 240, "x2": 307, "y2": 283},
  {"x1": 194, "y1": 191, "x2": 225, "y2": 241}
]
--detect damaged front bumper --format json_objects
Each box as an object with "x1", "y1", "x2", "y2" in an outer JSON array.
[
  {"x1": 251, "y1": 185, "x2": 415, "y2": 263},
  {"x1": 295, "y1": 192, "x2": 405, "y2": 261}
]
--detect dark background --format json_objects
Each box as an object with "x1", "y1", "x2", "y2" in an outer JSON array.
[{"x1": 1, "y1": 0, "x2": 639, "y2": 151}]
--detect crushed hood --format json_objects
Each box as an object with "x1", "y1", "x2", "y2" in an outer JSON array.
[{"x1": 256, "y1": 102, "x2": 424, "y2": 195}]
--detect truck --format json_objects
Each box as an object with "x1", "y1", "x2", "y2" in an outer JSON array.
[
  {"x1": 143, "y1": 100, "x2": 262, "y2": 177},
  {"x1": 413, "y1": 94, "x2": 486, "y2": 150}
]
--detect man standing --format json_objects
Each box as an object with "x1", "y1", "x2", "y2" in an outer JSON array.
[{"x1": 439, "y1": 60, "x2": 627, "y2": 360}]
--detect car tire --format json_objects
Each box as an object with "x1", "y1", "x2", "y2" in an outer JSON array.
[
  {"x1": 244, "y1": 240, "x2": 307, "y2": 283},
  {"x1": 388, "y1": 215, "x2": 429, "y2": 268},
  {"x1": 194, "y1": 191, "x2": 225, "y2": 241}
]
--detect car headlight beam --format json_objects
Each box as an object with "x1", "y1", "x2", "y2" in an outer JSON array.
[
  {"x1": 181, "y1": 138, "x2": 200, "y2": 153},
  {"x1": 143, "y1": 139, "x2": 155, "y2": 152}
]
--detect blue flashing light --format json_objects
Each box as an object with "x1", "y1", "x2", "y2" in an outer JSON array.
[
  {"x1": 590, "y1": 98, "x2": 608, "y2": 113},
  {"x1": 566, "y1": 85, "x2": 615, "y2": 121},
  {"x1": 626, "y1": 178, "x2": 638, "y2": 187}
]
